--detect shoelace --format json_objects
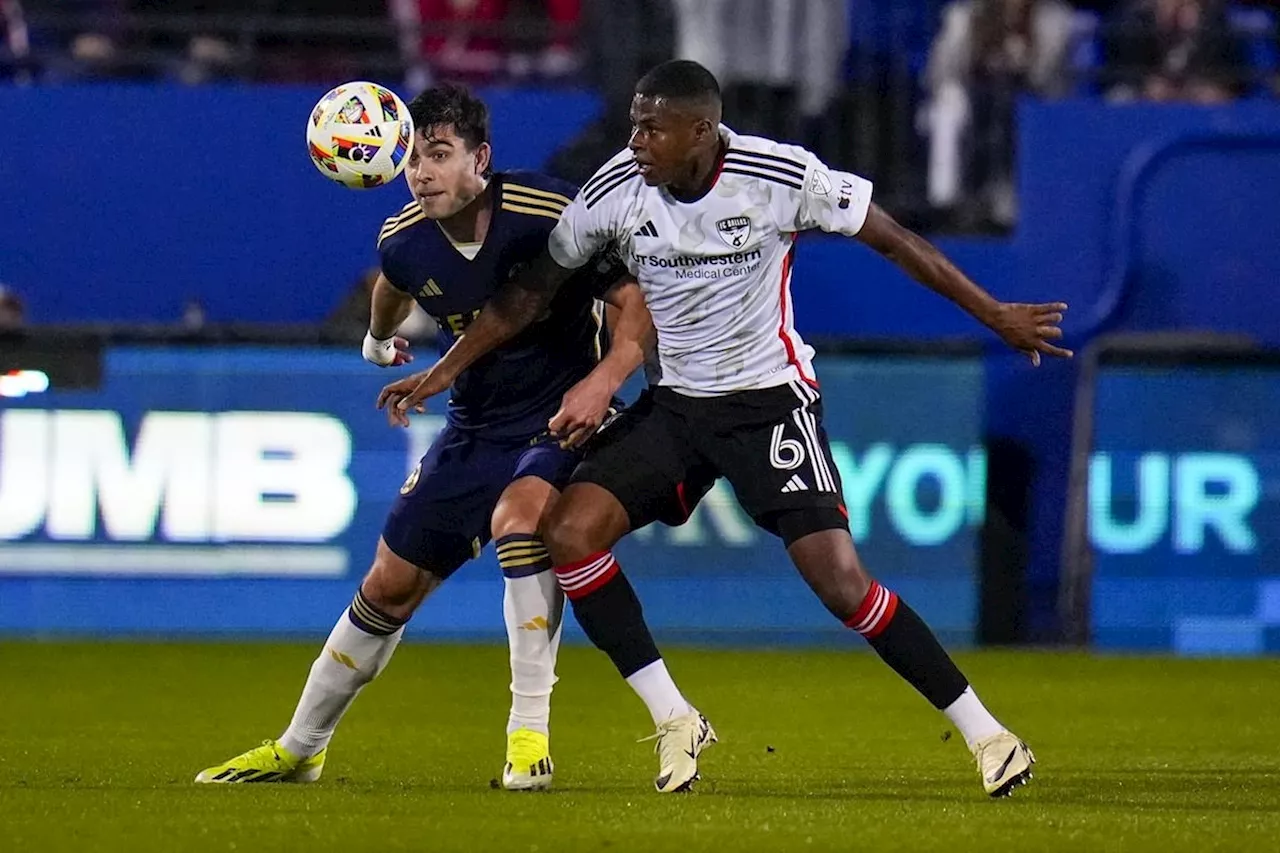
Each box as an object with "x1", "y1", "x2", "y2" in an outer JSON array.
[
  {"x1": 636, "y1": 717, "x2": 681, "y2": 749},
  {"x1": 254, "y1": 740, "x2": 284, "y2": 765},
  {"x1": 637, "y1": 717, "x2": 695, "y2": 768},
  {"x1": 507, "y1": 731, "x2": 545, "y2": 767}
]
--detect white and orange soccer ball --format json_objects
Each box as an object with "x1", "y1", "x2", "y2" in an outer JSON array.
[{"x1": 306, "y1": 81, "x2": 414, "y2": 189}]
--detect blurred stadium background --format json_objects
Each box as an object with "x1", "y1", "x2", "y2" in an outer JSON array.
[{"x1": 1, "y1": 1, "x2": 1279, "y2": 851}]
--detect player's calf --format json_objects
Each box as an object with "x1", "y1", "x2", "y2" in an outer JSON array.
[
  {"x1": 786, "y1": 522, "x2": 1030, "y2": 797},
  {"x1": 492, "y1": 476, "x2": 569, "y2": 789}
]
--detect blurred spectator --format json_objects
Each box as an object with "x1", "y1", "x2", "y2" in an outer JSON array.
[
  {"x1": 920, "y1": 0, "x2": 1075, "y2": 228},
  {"x1": 391, "y1": 0, "x2": 582, "y2": 89},
  {"x1": 506, "y1": 0, "x2": 581, "y2": 80},
  {"x1": 325, "y1": 268, "x2": 437, "y2": 344},
  {"x1": 0, "y1": 284, "x2": 25, "y2": 330},
  {"x1": 245, "y1": 0, "x2": 378, "y2": 84},
  {"x1": 546, "y1": 0, "x2": 676, "y2": 186},
  {"x1": 39, "y1": 0, "x2": 139, "y2": 81},
  {"x1": 673, "y1": 0, "x2": 848, "y2": 141},
  {"x1": 391, "y1": 0, "x2": 509, "y2": 86},
  {"x1": 174, "y1": 34, "x2": 240, "y2": 84},
  {"x1": 1, "y1": 0, "x2": 31, "y2": 82},
  {"x1": 1102, "y1": 0, "x2": 1247, "y2": 103}
]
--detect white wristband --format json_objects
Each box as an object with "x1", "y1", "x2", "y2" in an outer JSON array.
[{"x1": 362, "y1": 330, "x2": 396, "y2": 366}]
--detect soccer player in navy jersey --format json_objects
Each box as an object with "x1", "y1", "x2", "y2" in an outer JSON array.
[{"x1": 196, "y1": 84, "x2": 651, "y2": 791}]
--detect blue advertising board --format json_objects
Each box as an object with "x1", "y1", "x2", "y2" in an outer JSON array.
[
  {"x1": 1088, "y1": 362, "x2": 1280, "y2": 654},
  {"x1": 0, "y1": 346, "x2": 985, "y2": 645}
]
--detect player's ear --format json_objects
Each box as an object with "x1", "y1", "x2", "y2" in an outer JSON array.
[{"x1": 473, "y1": 142, "x2": 493, "y2": 177}]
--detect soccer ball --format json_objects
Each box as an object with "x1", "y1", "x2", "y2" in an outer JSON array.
[{"x1": 306, "y1": 81, "x2": 414, "y2": 189}]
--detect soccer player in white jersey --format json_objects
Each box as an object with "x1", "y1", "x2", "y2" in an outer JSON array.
[{"x1": 390, "y1": 60, "x2": 1072, "y2": 797}]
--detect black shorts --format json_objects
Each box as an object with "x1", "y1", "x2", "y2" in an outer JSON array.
[{"x1": 573, "y1": 380, "x2": 847, "y2": 540}]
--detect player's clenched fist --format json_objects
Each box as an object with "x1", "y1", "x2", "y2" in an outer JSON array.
[
  {"x1": 549, "y1": 371, "x2": 614, "y2": 449},
  {"x1": 362, "y1": 331, "x2": 414, "y2": 367}
]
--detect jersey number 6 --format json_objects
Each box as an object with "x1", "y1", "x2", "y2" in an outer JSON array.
[{"x1": 769, "y1": 422, "x2": 806, "y2": 470}]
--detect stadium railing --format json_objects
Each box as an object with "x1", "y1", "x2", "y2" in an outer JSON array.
[{"x1": 1058, "y1": 331, "x2": 1276, "y2": 651}]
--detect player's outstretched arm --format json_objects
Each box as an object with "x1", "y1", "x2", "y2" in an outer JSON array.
[
  {"x1": 375, "y1": 250, "x2": 574, "y2": 425},
  {"x1": 855, "y1": 203, "x2": 1073, "y2": 366},
  {"x1": 361, "y1": 272, "x2": 416, "y2": 367},
  {"x1": 549, "y1": 278, "x2": 653, "y2": 448}
]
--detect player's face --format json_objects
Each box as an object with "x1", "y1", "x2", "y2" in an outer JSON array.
[
  {"x1": 403, "y1": 125, "x2": 491, "y2": 220},
  {"x1": 628, "y1": 95, "x2": 701, "y2": 187}
]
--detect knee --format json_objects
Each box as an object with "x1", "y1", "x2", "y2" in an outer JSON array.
[
  {"x1": 360, "y1": 543, "x2": 439, "y2": 620},
  {"x1": 490, "y1": 499, "x2": 541, "y2": 542},
  {"x1": 832, "y1": 555, "x2": 873, "y2": 607},
  {"x1": 544, "y1": 506, "x2": 601, "y2": 565}
]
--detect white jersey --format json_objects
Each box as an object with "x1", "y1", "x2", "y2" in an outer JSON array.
[{"x1": 548, "y1": 126, "x2": 873, "y2": 396}]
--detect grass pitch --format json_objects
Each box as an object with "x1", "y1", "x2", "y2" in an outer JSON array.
[{"x1": 1, "y1": 642, "x2": 1278, "y2": 852}]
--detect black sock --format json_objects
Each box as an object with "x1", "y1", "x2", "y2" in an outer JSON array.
[
  {"x1": 845, "y1": 580, "x2": 968, "y2": 709},
  {"x1": 554, "y1": 550, "x2": 660, "y2": 678}
]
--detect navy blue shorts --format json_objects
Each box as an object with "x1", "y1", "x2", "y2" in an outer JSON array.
[{"x1": 382, "y1": 425, "x2": 580, "y2": 578}]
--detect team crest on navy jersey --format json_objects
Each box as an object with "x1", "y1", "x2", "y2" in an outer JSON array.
[
  {"x1": 400, "y1": 463, "x2": 421, "y2": 495},
  {"x1": 716, "y1": 216, "x2": 752, "y2": 249}
]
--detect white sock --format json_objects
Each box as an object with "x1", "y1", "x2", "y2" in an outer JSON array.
[
  {"x1": 503, "y1": 570, "x2": 564, "y2": 736},
  {"x1": 943, "y1": 686, "x2": 1005, "y2": 748},
  {"x1": 279, "y1": 610, "x2": 403, "y2": 759},
  {"x1": 625, "y1": 659, "x2": 693, "y2": 725}
]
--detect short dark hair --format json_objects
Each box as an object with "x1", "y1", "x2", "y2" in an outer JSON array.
[
  {"x1": 406, "y1": 82, "x2": 491, "y2": 153},
  {"x1": 635, "y1": 60, "x2": 721, "y2": 104}
]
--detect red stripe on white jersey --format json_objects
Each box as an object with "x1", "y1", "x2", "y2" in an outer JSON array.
[{"x1": 776, "y1": 235, "x2": 817, "y2": 388}]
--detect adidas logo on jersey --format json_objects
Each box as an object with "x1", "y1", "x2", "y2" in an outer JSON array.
[
  {"x1": 417, "y1": 278, "x2": 442, "y2": 298},
  {"x1": 633, "y1": 220, "x2": 658, "y2": 238},
  {"x1": 780, "y1": 475, "x2": 809, "y2": 493}
]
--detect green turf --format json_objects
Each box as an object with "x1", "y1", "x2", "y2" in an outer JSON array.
[{"x1": 1, "y1": 642, "x2": 1278, "y2": 852}]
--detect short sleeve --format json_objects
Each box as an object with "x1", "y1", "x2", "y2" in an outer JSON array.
[
  {"x1": 548, "y1": 191, "x2": 619, "y2": 270},
  {"x1": 786, "y1": 153, "x2": 874, "y2": 237},
  {"x1": 377, "y1": 242, "x2": 413, "y2": 294}
]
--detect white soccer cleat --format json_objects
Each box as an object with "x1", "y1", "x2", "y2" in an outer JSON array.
[
  {"x1": 972, "y1": 730, "x2": 1035, "y2": 797},
  {"x1": 645, "y1": 709, "x2": 717, "y2": 793}
]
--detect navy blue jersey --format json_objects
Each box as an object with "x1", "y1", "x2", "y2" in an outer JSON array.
[{"x1": 378, "y1": 171, "x2": 625, "y2": 440}]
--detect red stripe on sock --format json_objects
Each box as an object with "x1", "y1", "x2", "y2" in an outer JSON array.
[
  {"x1": 554, "y1": 550, "x2": 610, "y2": 574},
  {"x1": 554, "y1": 551, "x2": 620, "y2": 601},
  {"x1": 862, "y1": 590, "x2": 899, "y2": 638},
  {"x1": 844, "y1": 580, "x2": 900, "y2": 638},
  {"x1": 563, "y1": 558, "x2": 618, "y2": 600},
  {"x1": 845, "y1": 581, "x2": 883, "y2": 629}
]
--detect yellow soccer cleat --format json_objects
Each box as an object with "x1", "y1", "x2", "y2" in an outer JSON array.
[
  {"x1": 972, "y1": 730, "x2": 1035, "y2": 797},
  {"x1": 194, "y1": 739, "x2": 325, "y2": 784},
  {"x1": 501, "y1": 728, "x2": 554, "y2": 791}
]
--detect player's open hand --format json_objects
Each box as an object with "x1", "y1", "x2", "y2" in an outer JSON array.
[
  {"x1": 549, "y1": 373, "x2": 614, "y2": 449},
  {"x1": 376, "y1": 370, "x2": 429, "y2": 427},
  {"x1": 989, "y1": 302, "x2": 1073, "y2": 366}
]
